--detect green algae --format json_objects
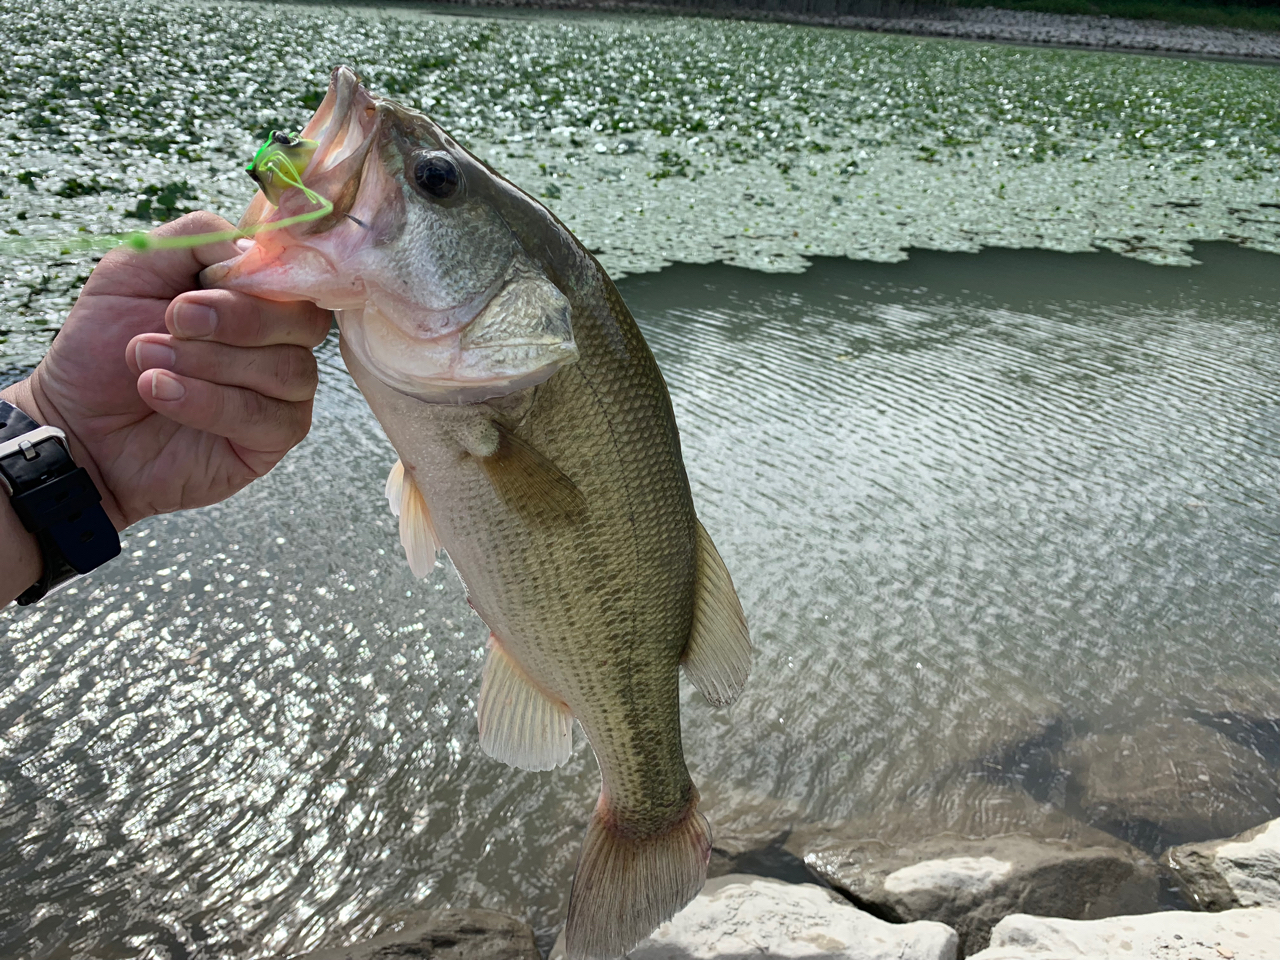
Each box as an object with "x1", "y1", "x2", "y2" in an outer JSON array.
[{"x1": 1, "y1": 0, "x2": 1277, "y2": 366}]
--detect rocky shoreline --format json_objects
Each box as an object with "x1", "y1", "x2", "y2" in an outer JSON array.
[
  {"x1": 780, "y1": 5, "x2": 1280, "y2": 62},
  {"x1": 423, "y1": 0, "x2": 1280, "y2": 62},
  {"x1": 292, "y1": 699, "x2": 1280, "y2": 960},
  {"x1": 297, "y1": 814, "x2": 1280, "y2": 959}
]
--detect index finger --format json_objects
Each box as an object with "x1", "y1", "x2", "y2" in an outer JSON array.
[{"x1": 166, "y1": 288, "x2": 333, "y2": 348}]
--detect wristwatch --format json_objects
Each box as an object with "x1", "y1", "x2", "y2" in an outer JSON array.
[{"x1": 0, "y1": 399, "x2": 120, "y2": 605}]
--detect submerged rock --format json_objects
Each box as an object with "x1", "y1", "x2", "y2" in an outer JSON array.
[
  {"x1": 549, "y1": 874, "x2": 959, "y2": 960},
  {"x1": 294, "y1": 909, "x2": 539, "y2": 960},
  {"x1": 967, "y1": 907, "x2": 1280, "y2": 959},
  {"x1": 1061, "y1": 716, "x2": 1280, "y2": 852},
  {"x1": 795, "y1": 831, "x2": 1158, "y2": 954},
  {"x1": 1166, "y1": 818, "x2": 1280, "y2": 912},
  {"x1": 699, "y1": 784, "x2": 815, "y2": 883}
]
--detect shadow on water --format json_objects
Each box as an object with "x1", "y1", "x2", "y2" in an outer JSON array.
[
  {"x1": 617, "y1": 241, "x2": 1280, "y2": 320},
  {"x1": 1195, "y1": 711, "x2": 1280, "y2": 766},
  {"x1": 710, "y1": 831, "x2": 823, "y2": 887}
]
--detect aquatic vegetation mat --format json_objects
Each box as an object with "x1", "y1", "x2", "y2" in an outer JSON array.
[{"x1": 1, "y1": 0, "x2": 1278, "y2": 366}]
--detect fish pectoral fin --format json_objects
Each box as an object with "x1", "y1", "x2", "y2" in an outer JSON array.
[
  {"x1": 398, "y1": 466, "x2": 440, "y2": 578},
  {"x1": 477, "y1": 635, "x2": 573, "y2": 771},
  {"x1": 681, "y1": 520, "x2": 752, "y2": 706},
  {"x1": 478, "y1": 421, "x2": 586, "y2": 525}
]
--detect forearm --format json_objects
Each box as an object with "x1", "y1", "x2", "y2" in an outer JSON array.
[{"x1": 1, "y1": 379, "x2": 47, "y2": 605}]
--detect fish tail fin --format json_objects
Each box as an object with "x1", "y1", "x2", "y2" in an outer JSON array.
[{"x1": 564, "y1": 788, "x2": 710, "y2": 959}]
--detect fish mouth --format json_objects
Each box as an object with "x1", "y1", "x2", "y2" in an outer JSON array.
[
  {"x1": 200, "y1": 65, "x2": 469, "y2": 320},
  {"x1": 203, "y1": 65, "x2": 580, "y2": 404},
  {"x1": 297, "y1": 66, "x2": 380, "y2": 193},
  {"x1": 201, "y1": 66, "x2": 393, "y2": 295},
  {"x1": 213, "y1": 66, "x2": 382, "y2": 241}
]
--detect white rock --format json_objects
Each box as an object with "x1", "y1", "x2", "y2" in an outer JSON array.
[
  {"x1": 968, "y1": 907, "x2": 1280, "y2": 959},
  {"x1": 797, "y1": 829, "x2": 1157, "y2": 954},
  {"x1": 1212, "y1": 819, "x2": 1280, "y2": 908},
  {"x1": 1167, "y1": 817, "x2": 1280, "y2": 910},
  {"x1": 549, "y1": 874, "x2": 957, "y2": 960},
  {"x1": 883, "y1": 857, "x2": 1013, "y2": 897}
]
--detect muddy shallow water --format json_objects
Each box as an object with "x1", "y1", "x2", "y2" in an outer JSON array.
[{"x1": 4, "y1": 241, "x2": 1280, "y2": 958}]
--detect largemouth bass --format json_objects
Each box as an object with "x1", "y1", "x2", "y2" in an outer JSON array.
[{"x1": 202, "y1": 66, "x2": 751, "y2": 957}]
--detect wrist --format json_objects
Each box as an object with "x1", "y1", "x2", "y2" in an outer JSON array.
[
  {"x1": 0, "y1": 384, "x2": 123, "y2": 605},
  {"x1": 5, "y1": 371, "x2": 127, "y2": 531},
  {"x1": 0, "y1": 407, "x2": 43, "y2": 603}
]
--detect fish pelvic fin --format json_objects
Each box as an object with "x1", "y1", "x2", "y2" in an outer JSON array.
[
  {"x1": 564, "y1": 789, "x2": 711, "y2": 960},
  {"x1": 478, "y1": 635, "x2": 573, "y2": 771},
  {"x1": 680, "y1": 520, "x2": 752, "y2": 706},
  {"x1": 385, "y1": 458, "x2": 405, "y2": 517},
  {"x1": 394, "y1": 462, "x2": 440, "y2": 578},
  {"x1": 478, "y1": 422, "x2": 586, "y2": 526}
]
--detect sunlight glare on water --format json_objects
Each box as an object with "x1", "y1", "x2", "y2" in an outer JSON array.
[{"x1": 4, "y1": 242, "x2": 1280, "y2": 958}]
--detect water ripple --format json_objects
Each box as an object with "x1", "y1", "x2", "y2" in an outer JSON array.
[{"x1": 3, "y1": 246, "x2": 1280, "y2": 956}]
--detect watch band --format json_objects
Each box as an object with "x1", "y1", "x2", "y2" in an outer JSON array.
[{"x1": 0, "y1": 400, "x2": 120, "y2": 605}]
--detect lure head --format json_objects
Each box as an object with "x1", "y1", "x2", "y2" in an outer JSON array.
[
  {"x1": 246, "y1": 132, "x2": 320, "y2": 206},
  {"x1": 203, "y1": 66, "x2": 577, "y2": 403}
]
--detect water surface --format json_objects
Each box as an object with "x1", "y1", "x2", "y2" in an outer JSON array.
[{"x1": 4, "y1": 242, "x2": 1280, "y2": 958}]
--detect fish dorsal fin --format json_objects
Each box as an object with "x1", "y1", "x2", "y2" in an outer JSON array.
[
  {"x1": 478, "y1": 635, "x2": 573, "y2": 771},
  {"x1": 479, "y1": 421, "x2": 586, "y2": 525},
  {"x1": 388, "y1": 459, "x2": 439, "y2": 578},
  {"x1": 681, "y1": 520, "x2": 752, "y2": 706}
]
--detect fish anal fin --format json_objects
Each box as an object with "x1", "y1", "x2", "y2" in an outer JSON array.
[
  {"x1": 564, "y1": 789, "x2": 710, "y2": 959},
  {"x1": 681, "y1": 520, "x2": 752, "y2": 706},
  {"x1": 479, "y1": 421, "x2": 586, "y2": 525},
  {"x1": 398, "y1": 466, "x2": 440, "y2": 578},
  {"x1": 478, "y1": 635, "x2": 573, "y2": 771}
]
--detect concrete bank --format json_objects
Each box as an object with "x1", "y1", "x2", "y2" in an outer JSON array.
[{"x1": 420, "y1": 0, "x2": 1280, "y2": 61}]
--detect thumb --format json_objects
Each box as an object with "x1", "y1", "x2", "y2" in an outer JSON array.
[{"x1": 84, "y1": 211, "x2": 246, "y2": 300}]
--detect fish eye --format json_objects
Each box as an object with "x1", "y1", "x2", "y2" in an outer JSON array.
[{"x1": 414, "y1": 153, "x2": 460, "y2": 200}]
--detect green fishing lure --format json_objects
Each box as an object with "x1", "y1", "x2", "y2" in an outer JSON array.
[{"x1": 3, "y1": 130, "x2": 331, "y2": 255}]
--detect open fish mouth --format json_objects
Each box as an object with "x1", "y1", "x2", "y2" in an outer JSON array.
[
  {"x1": 260, "y1": 66, "x2": 386, "y2": 239},
  {"x1": 216, "y1": 66, "x2": 382, "y2": 240},
  {"x1": 297, "y1": 66, "x2": 380, "y2": 192},
  {"x1": 203, "y1": 64, "x2": 580, "y2": 405}
]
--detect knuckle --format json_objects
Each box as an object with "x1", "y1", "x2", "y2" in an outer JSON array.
[
  {"x1": 204, "y1": 381, "x2": 232, "y2": 426},
  {"x1": 276, "y1": 347, "x2": 318, "y2": 392},
  {"x1": 248, "y1": 304, "x2": 275, "y2": 345},
  {"x1": 287, "y1": 402, "x2": 313, "y2": 446},
  {"x1": 238, "y1": 390, "x2": 307, "y2": 446},
  {"x1": 239, "y1": 389, "x2": 280, "y2": 429},
  {"x1": 178, "y1": 210, "x2": 224, "y2": 232}
]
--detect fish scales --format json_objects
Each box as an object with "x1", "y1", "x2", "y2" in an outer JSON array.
[
  {"x1": 203, "y1": 66, "x2": 751, "y2": 958},
  {"x1": 350, "y1": 275, "x2": 699, "y2": 830}
]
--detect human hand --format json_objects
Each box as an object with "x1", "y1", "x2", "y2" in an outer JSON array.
[{"x1": 2, "y1": 211, "x2": 332, "y2": 531}]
